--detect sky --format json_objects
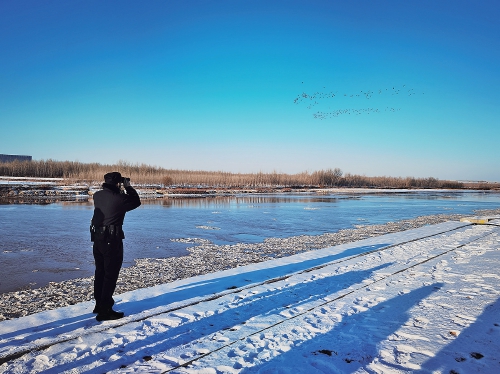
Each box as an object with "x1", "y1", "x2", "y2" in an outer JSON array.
[
  {"x1": 1, "y1": 0, "x2": 499, "y2": 181},
  {"x1": 1, "y1": 220, "x2": 500, "y2": 372}
]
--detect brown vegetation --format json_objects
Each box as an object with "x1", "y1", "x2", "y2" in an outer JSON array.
[{"x1": 0, "y1": 159, "x2": 494, "y2": 190}]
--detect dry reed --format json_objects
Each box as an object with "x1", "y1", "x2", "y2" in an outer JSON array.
[{"x1": 0, "y1": 159, "x2": 489, "y2": 190}]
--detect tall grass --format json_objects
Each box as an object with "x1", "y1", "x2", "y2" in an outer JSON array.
[{"x1": 0, "y1": 159, "x2": 477, "y2": 189}]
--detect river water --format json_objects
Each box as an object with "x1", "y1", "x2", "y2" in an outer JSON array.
[{"x1": 1, "y1": 190, "x2": 499, "y2": 293}]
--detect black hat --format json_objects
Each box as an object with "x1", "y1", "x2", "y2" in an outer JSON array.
[{"x1": 104, "y1": 172, "x2": 122, "y2": 184}]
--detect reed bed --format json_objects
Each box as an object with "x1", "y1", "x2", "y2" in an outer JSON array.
[{"x1": 0, "y1": 159, "x2": 493, "y2": 190}]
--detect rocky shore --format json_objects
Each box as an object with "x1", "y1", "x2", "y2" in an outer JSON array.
[
  {"x1": 0, "y1": 181, "x2": 315, "y2": 200},
  {"x1": 1, "y1": 210, "x2": 499, "y2": 321},
  {"x1": 2, "y1": 180, "x2": 497, "y2": 201}
]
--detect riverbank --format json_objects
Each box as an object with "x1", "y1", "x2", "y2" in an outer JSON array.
[
  {"x1": 1, "y1": 217, "x2": 499, "y2": 373},
  {"x1": 2, "y1": 209, "x2": 499, "y2": 321},
  {"x1": 1, "y1": 176, "x2": 499, "y2": 201}
]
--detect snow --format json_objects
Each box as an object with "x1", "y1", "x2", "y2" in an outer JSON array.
[
  {"x1": 1, "y1": 220, "x2": 500, "y2": 373},
  {"x1": 0, "y1": 177, "x2": 63, "y2": 185}
]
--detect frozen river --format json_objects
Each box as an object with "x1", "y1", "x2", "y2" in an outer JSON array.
[{"x1": 1, "y1": 190, "x2": 499, "y2": 293}]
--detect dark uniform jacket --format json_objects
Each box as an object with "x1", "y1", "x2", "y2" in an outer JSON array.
[{"x1": 91, "y1": 183, "x2": 141, "y2": 240}]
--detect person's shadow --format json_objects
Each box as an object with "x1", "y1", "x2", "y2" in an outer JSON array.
[
  {"x1": 48, "y1": 263, "x2": 393, "y2": 373},
  {"x1": 243, "y1": 283, "x2": 445, "y2": 373},
  {"x1": 420, "y1": 296, "x2": 500, "y2": 373},
  {"x1": 0, "y1": 243, "x2": 389, "y2": 367},
  {"x1": 116, "y1": 243, "x2": 390, "y2": 316}
]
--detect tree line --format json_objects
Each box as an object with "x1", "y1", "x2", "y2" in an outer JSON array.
[{"x1": 0, "y1": 159, "x2": 478, "y2": 189}]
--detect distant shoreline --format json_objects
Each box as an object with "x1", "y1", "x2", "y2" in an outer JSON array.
[{"x1": 1, "y1": 179, "x2": 499, "y2": 201}]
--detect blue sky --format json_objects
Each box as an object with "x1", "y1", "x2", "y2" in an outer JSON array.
[{"x1": 1, "y1": 1, "x2": 499, "y2": 181}]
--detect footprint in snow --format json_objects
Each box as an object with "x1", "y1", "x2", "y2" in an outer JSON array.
[
  {"x1": 390, "y1": 331, "x2": 430, "y2": 342},
  {"x1": 353, "y1": 296, "x2": 387, "y2": 309},
  {"x1": 353, "y1": 296, "x2": 371, "y2": 306},
  {"x1": 304, "y1": 316, "x2": 325, "y2": 330},
  {"x1": 433, "y1": 260, "x2": 448, "y2": 270},
  {"x1": 279, "y1": 309, "x2": 295, "y2": 318},
  {"x1": 413, "y1": 316, "x2": 429, "y2": 328},
  {"x1": 366, "y1": 285, "x2": 386, "y2": 292},
  {"x1": 170, "y1": 312, "x2": 194, "y2": 323},
  {"x1": 180, "y1": 351, "x2": 196, "y2": 359},
  {"x1": 437, "y1": 302, "x2": 454, "y2": 309},
  {"x1": 393, "y1": 344, "x2": 433, "y2": 369},
  {"x1": 346, "y1": 306, "x2": 366, "y2": 315},
  {"x1": 452, "y1": 313, "x2": 476, "y2": 327}
]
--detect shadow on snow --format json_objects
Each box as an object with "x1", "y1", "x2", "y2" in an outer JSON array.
[
  {"x1": 119, "y1": 243, "x2": 390, "y2": 315},
  {"x1": 0, "y1": 243, "x2": 388, "y2": 348},
  {"x1": 50, "y1": 263, "x2": 392, "y2": 372},
  {"x1": 244, "y1": 283, "x2": 445, "y2": 374},
  {"x1": 420, "y1": 296, "x2": 500, "y2": 373}
]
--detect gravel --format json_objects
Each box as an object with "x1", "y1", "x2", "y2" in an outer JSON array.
[{"x1": 1, "y1": 210, "x2": 499, "y2": 321}]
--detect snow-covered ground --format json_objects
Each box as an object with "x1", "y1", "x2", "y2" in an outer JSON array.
[
  {"x1": 0, "y1": 177, "x2": 63, "y2": 185},
  {"x1": 1, "y1": 219, "x2": 499, "y2": 373}
]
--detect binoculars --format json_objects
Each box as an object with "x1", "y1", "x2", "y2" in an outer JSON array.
[{"x1": 121, "y1": 177, "x2": 130, "y2": 183}]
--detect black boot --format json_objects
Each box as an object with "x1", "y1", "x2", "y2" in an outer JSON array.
[
  {"x1": 93, "y1": 299, "x2": 114, "y2": 314},
  {"x1": 96, "y1": 308, "x2": 124, "y2": 322}
]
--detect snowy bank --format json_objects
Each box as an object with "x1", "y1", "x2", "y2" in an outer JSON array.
[{"x1": 1, "y1": 218, "x2": 499, "y2": 373}]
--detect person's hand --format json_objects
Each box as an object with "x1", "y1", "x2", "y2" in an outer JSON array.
[{"x1": 123, "y1": 178, "x2": 131, "y2": 188}]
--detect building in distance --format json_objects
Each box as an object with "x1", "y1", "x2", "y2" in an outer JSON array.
[{"x1": 0, "y1": 154, "x2": 32, "y2": 163}]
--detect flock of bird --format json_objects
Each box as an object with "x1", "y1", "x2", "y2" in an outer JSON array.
[
  {"x1": 294, "y1": 85, "x2": 423, "y2": 119},
  {"x1": 313, "y1": 107, "x2": 401, "y2": 120}
]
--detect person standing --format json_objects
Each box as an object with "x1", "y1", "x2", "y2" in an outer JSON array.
[{"x1": 90, "y1": 172, "x2": 141, "y2": 321}]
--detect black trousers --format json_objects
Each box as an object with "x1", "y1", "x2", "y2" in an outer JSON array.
[{"x1": 93, "y1": 238, "x2": 123, "y2": 311}]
